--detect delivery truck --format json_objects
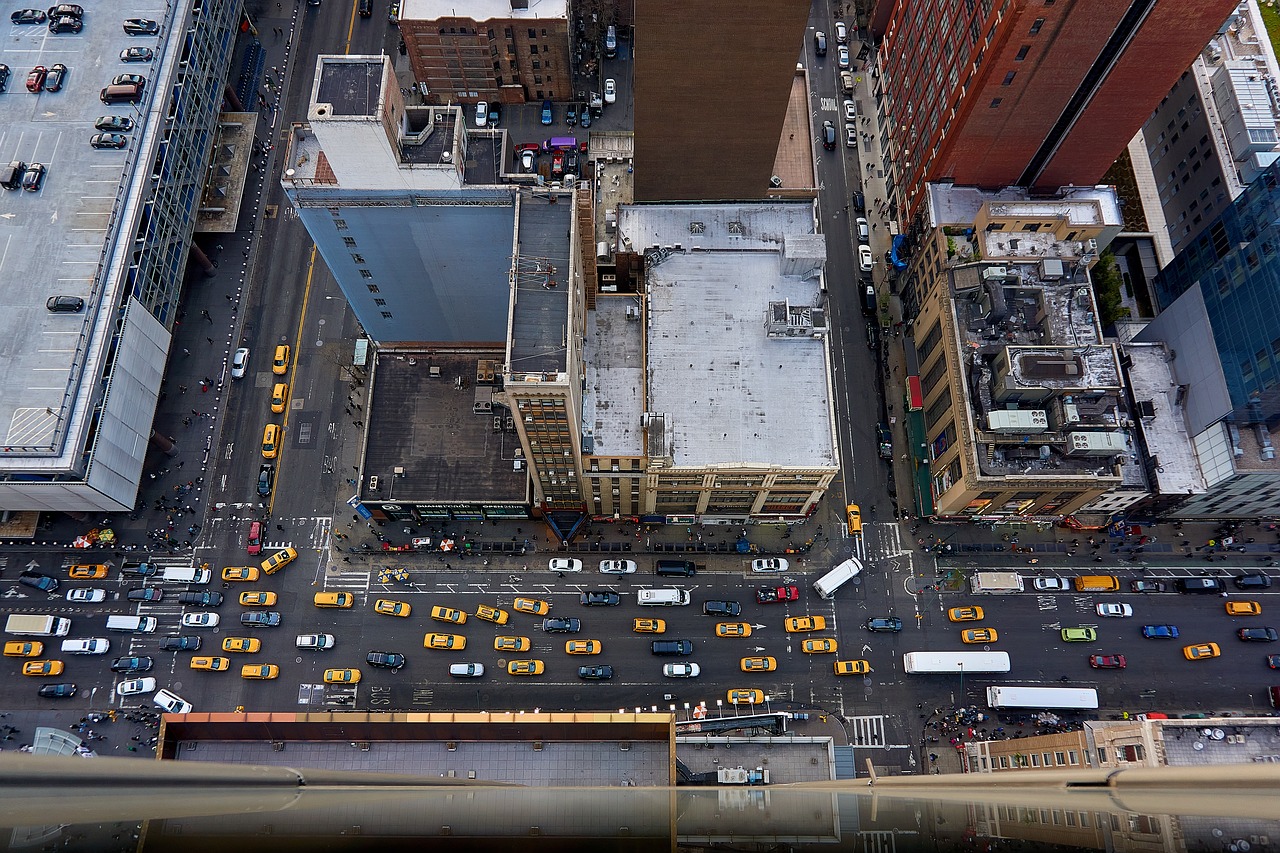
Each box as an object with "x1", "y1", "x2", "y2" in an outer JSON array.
[{"x1": 5, "y1": 614, "x2": 72, "y2": 637}]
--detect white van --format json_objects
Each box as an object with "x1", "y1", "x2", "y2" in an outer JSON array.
[
  {"x1": 161, "y1": 566, "x2": 211, "y2": 584},
  {"x1": 637, "y1": 588, "x2": 690, "y2": 606},
  {"x1": 449, "y1": 663, "x2": 485, "y2": 678},
  {"x1": 813, "y1": 557, "x2": 862, "y2": 599},
  {"x1": 106, "y1": 615, "x2": 158, "y2": 634},
  {"x1": 61, "y1": 638, "x2": 111, "y2": 655}
]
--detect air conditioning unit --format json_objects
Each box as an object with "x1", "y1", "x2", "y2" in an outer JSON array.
[
  {"x1": 368, "y1": 476, "x2": 379, "y2": 490},
  {"x1": 982, "y1": 267, "x2": 1008, "y2": 281}
]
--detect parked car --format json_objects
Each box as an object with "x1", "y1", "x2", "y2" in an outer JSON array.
[
  {"x1": 123, "y1": 17, "x2": 161, "y2": 35},
  {"x1": 1130, "y1": 580, "x2": 1167, "y2": 593},
  {"x1": 1235, "y1": 573, "x2": 1273, "y2": 590},
  {"x1": 90, "y1": 133, "x2": 128, "y2": 149},
  {"x1": 26, "y1": 66, "x2": 47, "y2": 93},
  {"x1": 1238, "y1": 627, "x2": 1279, "y2": 642},
  {"x1": 120, "y1": 47, "x2": 153, "y2": 62},
  {"x1": 599, "y1": 560, "x2": 636, "y2": 574},
  {"x1": 750, "y1": 558, "x2": 787, "y2": 573},
  {"x1": 604, "y1": 78, "x2": 616, "y2": 104},
  {"x1": 95, "y1": 115, "x2": 134, "y2": 132},
  {"x1": 43, "y1": 64, "x2": 66, "y2": 91},
  {"x1": 540, "y1": 99, "x2": 552, "y2": 125},
  {"x1": 1033, "y1": 577, "x2": 1070, "y2": 591},
  {"x1": 10, "y1": 9, "x2": 47, "y2": 24}
]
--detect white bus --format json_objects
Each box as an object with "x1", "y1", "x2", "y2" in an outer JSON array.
[
  {"x1": 986, "y1": 685, "x2": 1099, "y2": 710},
  {"x1": 903, "y1": 651, "x2": 1011, "y2": 674}
]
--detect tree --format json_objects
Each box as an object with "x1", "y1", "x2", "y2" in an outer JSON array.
[{"x1": 1091, "y1": 250, "x2": 1128, "y2": 327}]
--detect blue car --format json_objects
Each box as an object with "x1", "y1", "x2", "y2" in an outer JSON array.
[
  {"x1": 540, "y1": 99, "x2": 552, "y2": 125},
  {"x1": 1141, "y1": 624, "x2": 1179, "y2": 639}
]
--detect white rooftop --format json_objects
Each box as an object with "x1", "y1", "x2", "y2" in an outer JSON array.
[
  {"x1": 1121, "y1": 343, "x2": 1204, "y2": 496},
  {"x1": 401, "y1": 0, "x2": 567, "y2": 21}
]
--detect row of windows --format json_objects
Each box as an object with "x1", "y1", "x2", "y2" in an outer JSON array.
[{"x1": 433, "y1": 26, "x2": 554, "y2": 39}]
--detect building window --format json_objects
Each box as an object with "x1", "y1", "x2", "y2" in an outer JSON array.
[
  {"x1": 990, "y1": 98, "x2": 1002, "y2": 108},
  {"x1": 532, "y1": 59, "x2": 540, "y2": 69},
  {"x1": 1054, "y1": 752, "x2": 1066, "y2": 765},
  {"x1": 334, "y1": 219, "x2": 348, "y2": 230},
  {"x1": 343, "y1": 237, "x2": 356, "y2": 247},
  {"x1": 1002, "y1": 71, "x2": 1016, "y2": 86},
  {"x1": 504, "y1": 26, "x2": 512, "y2": 38},
  {"x1": 373, "y1": 298, "x2": 386, "y2": 306},
  {"x1": 1097, "y1": 747, "x2": 1107, "y2": 764},
  {"x1": 351, "y1": 254, "x2": 365, "y2": 264},
  {"x1": 1029, "y1": 17, "x2": 1045, "y2": 34},
  {"x1": 360, "y1": 269, "x2": 373, "y2": 279},
  {"x1": 366, "y1": 284, "x2": 379, "y2": 293},
  {"x1": 528, "y1": 28, "x2": 536, "y2": 38},
  {"x1": 1015, "y1": 45, "x2": 1029, "y2": 61},
  {"x1": 380, "y1": 311, "x2": 393, "y2": 319}
]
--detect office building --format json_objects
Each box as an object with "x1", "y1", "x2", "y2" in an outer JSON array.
[
  {"x1": 398, "y1": 0, "x2": 572, "y2": 106},
  {"x1": 876, "y1": 0, "x2": 1237, "y2": 223},
  {"x1": 906, "y1": 184, "x2": 1132, "y2": 520},
  {"x1": 631, "y1": 0, "x2": 811, "y2": 201},
  {"x1": 0, "y1": 0, "x2": 243, "y2": 512}
]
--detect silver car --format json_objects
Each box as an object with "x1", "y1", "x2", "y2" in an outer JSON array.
[
  {"x1": 599, "y1": 559, "x2": 636, "y2": 574},
  {"x1": 230, "y1": 347, "x2": 249, "y2": 379}
]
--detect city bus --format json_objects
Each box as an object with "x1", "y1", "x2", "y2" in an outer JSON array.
[
  {"x1": 903, "y1": 651, "x2": 1010, "y2": 674},
  {"x1": 985, "y1": 685, "x2": 1099, "y2": 710}
]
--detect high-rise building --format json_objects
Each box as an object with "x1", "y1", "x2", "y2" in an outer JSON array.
[
  {"x1": 877, "y1": 0, "x2": 1237, "y2": 223},
  {"x1": 398, "y1": 0, "x2": 572, "y2": 107},
  {"x1": 631, "y1": 0, "x2": 811, "y2": 201}
]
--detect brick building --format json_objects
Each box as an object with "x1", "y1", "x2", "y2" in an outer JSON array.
[
  {"x1": 876, "y1": 0, "x2": 1237, "y2": 223},
  {"x1": 399, "y1": 0, "x2": 571, "y2": 105}
]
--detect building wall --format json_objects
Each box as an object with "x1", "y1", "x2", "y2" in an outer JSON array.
[
  {"x1": 632, "y1": 0, "x2": 811, "y2": 201},
  {"x1": 645, "y1": 467, "x2": 833, "y2": 521},
  {"x1": 401, "y1": 15, "x2": 571, "y2": 105},
  {"x1": 966, "y1": 730, "x2": 1092, "y2": 773}
]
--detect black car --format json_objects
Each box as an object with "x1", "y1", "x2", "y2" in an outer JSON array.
[
  {"x1": 1130, "y1": 580, "x2": 1167, "y2": 593},
  {"x1": 1234, "y1": 573, "x2": 1273, "y2": 590},
  {"x1": 1238, "y1": 627, "x2": 1279, "y2": 642},
  {"x1": 0, "y1": 64, "x2": 9, "y2": 93},
  {"x1": 578, "y1": 665, "x2": 614, "y2": 680},
  {"x1": 10, "y1": 9, "x2": 46, "y2": 23},
  {"x1": 18, "y1": 570, "x2": 58, "y2": 592},
  {"x1": 47, "y1": 15, "x2": 81, "y2": 32},
  {"x1": 241, "y1": 611, "x2": 282, "y2": 627},
  {"x1": 21, "y1": 163, "x2": 46, "y2": 192},
  {"x1": 111, "y1": 73, "x2": 145, "y2": 87},
  {"x1": 487, "y1": 101, "x2": 501, "y2": 126},
  {"x1": 160, "y1": 635, "x2": 201, "y2": 651},
  {"x1": 46, "y1": 4, "x2": 83, "y2": 18},
  {"x1": 366, "y1": 651, "x2": 405, "y2": 671},
  {"x1": 543, "y1": 617, "x2": 581, "y2": 633},
  {"x1": 110, "y1": 655, "x2": 154, "y2": 673},
  {"x1": 46, "y1": 295, "x2": 84, "y2": 313},
  {"x1": 651, "y1": 640, "x2": 693, "y2": 656},
  {"x1": 90, "y1": 133, "x2": 128, "y2": 149},
  {"x1": 126, "y1": 587, "x2": 163, "y2": 602},
  {"x1": 122, "y1": 17, "x2": 160, "y2": 34},
  {"x1": 702, "y1": 600, "x2": 741, "y2": 617},
  {"x1": 580, "y1": 591, "x2": 620, "y2": 607},
  {"x1": 821, "y1": 121, "x2": 837, "y2": 150},
  {"x1": 1176, "y1": 577, "x2": 1224, "y2": 594},
  {"x1": 866, "y1": 616, "x2": 903, "y2": 633},
  {"x1": 121, "y1": 561, "x2": 157, "y2": 576},
  {"x1": 38, "y1": 683, "x2": 77, "y2": 698},
  {"x1": 177, "y1": 591, "x2": 223, "y2": 607},
  {"x1": 257, "y1": 463, "x2": 274, "y2": 496},
  {"x1": 95, "y1": 115, "x2": 133, "y2": 132},
  {"x1": 853, "y1": 190, "x2": 865, "y2": 212},
  {"x1": 876, "y1": 422, "x2": 892, "y2": 459}
]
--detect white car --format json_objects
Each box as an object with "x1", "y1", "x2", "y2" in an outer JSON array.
[
  {"x1": 116, "y1": 677, "x2": 157, "y2": 696},
  {"x1": 475, "y1": 100, "x2": 488, "y2": 127},
  {"x1": 296, "y1": 633, "x2": 335, "y2": 650},
  {"x1": 549, "y1": 558, "x2": 582, "y2": 573},
  {"x1": 231, "y1": 347, "x2": 250, "y2": 379},
  {"x1": 520, "y1": 149, "x2": 535, "y2": 172},
  {"x1": 1096, "y1": 603, "x2": 1133, "y2": 618},
  {"x1": 837, "y1": 45, "x2": 850, "y2": 69},
  {"x1": 66, "y1": 588, "x2": 106, "y2": 602},
  {"x1": 181, "y1": 612, "x2": 220, "y2": 628},
  {"x1": 599, "y1": 559, "x2": 637, "y2": 574},
  {"x1": 751, "y1": 558, "x2": 788, "y2": 573},
  {"x1": 846, "y1": 125, "x2": 857, "y2": 148},
  {"x1": 604, "y1": 78, "x2": 616, "y2": 104},
  {"x1": 1033, "y1": 577, "x2": 1070, "y2": 591},
  {"x1": 843, "y1": 99, "x2": 856, "y2": 122},
  {"x1": 662, "y1": 662, "x2": 700, "y2": 678},
  {"x1": 834, "y1": 21, "x2": 848, "y2": 43},
  {"x1": 858, "y1": 244, "x2": 873, "y2": 272},
  {"x1": 153, "y1": 688, "x2": 193, "y2": 714}
]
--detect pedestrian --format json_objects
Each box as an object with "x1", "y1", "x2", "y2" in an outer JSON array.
[
  {"x1": 225, "y1": 294, "x2": 234, "y2": 302},
  {"x1": 178, "y1": 385, "x2": 187, "y2": 394},
  {"x1": 276, "y1": 524, "x2": 284, "y2": 531},
  {"x1": 176, "y1": 461, "x2": 184, "y2": 469},
  {"x1": 206, "y1": 337, "x2": 213, "y2": 345},
  {"x1": 182, "y1": 348, "x2": 190, "y2": 356},
  {"x1": 342, "y1": 557, "x2": 351, "y2": 562}
]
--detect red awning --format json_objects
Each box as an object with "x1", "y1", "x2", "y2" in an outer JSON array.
[{"x1": 906, "y1": 376, "x2": 923, "y2": 411}]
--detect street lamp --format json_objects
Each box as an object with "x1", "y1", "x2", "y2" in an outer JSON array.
[{"x1": 958, "y1": 661, "x2": 964, "y2": 698}]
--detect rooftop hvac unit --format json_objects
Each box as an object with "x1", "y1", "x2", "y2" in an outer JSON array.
[
  {"x1": 1066, "y1": 431, "x2": 1127, "y2": 456},
  {"x1": 982, "y1": 266, "x2": 1008, "y2": 281},
  {"x1": 1085, "y1": 239, "x2": 1098, "y2": 255},
  {"x1": 987, "y1": 410, "x2": 1048, "y2": 433}
]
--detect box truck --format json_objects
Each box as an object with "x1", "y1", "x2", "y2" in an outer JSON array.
[
  {"x1": 6, "y1": 614, "x2": 72, "y2": 636},
  {"x1": 637, "y1": 588, "x2": 690, "y2": 606}
]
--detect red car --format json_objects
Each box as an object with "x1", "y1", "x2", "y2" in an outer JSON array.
[
  {"x1": 26, "y1": 65, "x2": 46, "y2": 93},
  {"x1": 246, "y1": 521, "x2": 262, "y2": 555},
  {"x1": 1088, "y1": 654, "x2": 1126, "y2": 669},
  {"x1": 514, "y1": 142, "x2": 540, "y2": 153},
  {"x1": 551, "y1": 150, "x2": 564, "y2": 176},
  {"x1": 756, "y1": 585, "x2": 800, "y2": 604}
]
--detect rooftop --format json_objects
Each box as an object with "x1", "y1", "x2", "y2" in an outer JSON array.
[
  {"x1": 1121, "y1": 343, "x2": 1205, "y2": 495},
  {"x1": 508, "y1": 191, "x2": 574, "y2": 376},
  {"x1": 400, "y1": 0, "x2": 568, "y2": 21},
  {"x1": 0, "y1": 0, "x2": 172, "y2": 471},
  {"x1": 583, "y1": 297, "x2": 645, "y2": 456},
  {"x1": 619, "y1": 202, "x2": 834, "y2": 469}
]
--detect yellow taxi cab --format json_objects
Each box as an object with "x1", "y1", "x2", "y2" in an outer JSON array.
[
  {"x1": 727, "y1": 688, "x2": 764, "y2": 705},
  {"x1": 494, "y1": 635, "x2": 530, "y2": 652},
  {"x1": 633, "y1": 618, "x2": 666, "y2": 633},
  {"x1": 1183, "y1": 642, "x2": 1221, "y2": 660},
  {"x1": 22, "y1": 660, "x2": 64, "y2": 676},
  {"x1": 802, "y1": 638, "x2": 838, "y2": 654},
  {"x1": 261, "y1": 424, "x2": 281, "y2": 459},
  {"x1": 272, "y1": 344, "x2": 290, "y2": 375},
  {"x1": 846, "y1": 503, "x2": 862, "y2": 535},
  {"x1": 190, "y1": 656, "x2": 230, "y2": 671},
  {"x1": 4, "y1": 641, "x2": 43, "y2": 658},
  {"x1": 239, "y1": 590, "x2": 277, "y2": 606},
  {"x1": 507, "y1": 659, "x2": 544, "y2": 676},
  {"x1": 565, "y1": 639, "x2": 601, "y2": 655},
  {"x1": 834, "y1": 659, "x2": 871, "y2": 675},
  {"x1": 222, "y1": 637, "x2": 261, "y2": 653},
  {"x1": 740, "y1": 656, "x2": 776, "y2": 672},
  {"x1": 424, "y1": 633, "x2": 465, "y2": 650},
  {"x1": 222, "y1": 566, "x2": 260, "y2": 582},
  {"x1": 68, "y1": 564, "x2": 108, "y2": 579},
  {"x1": 1226, "y1": 600, "x2": 1262, "y2": 616},
  {"x1": 785, "y1": 615, "x2": 827, "y2": 633},
  {"x1": 961, "y1": 628, "x2": 998, "y2": 644},
  {"x1": 431, "y1": 605, "x2": 468, "y2": 625},
  {"x1": 323, "y1": 668, "x2": 361, "y2": 683},
  {"x1": 947, "y1": 606, "x2": 985, "y2": 622},
  {"x1": 474, "y1": 604, "x2": 509, "y2": 625},
  {"x1": 260, "y1": 547, "x2": 296, "y2": 574},
  {"x1": 314, "y1": 591, "x2": 354, "y2": 608},
  {"x1": 513, "y1": 597, "x2": 549, "y2": 616},
  {"x1": 271, "y1": 383, "x2": 289, "y2": 414},
  {"x1": 241, "y1": 664, "x2": 279, "y2": 680},
  {"x1": 715, "y1": 622, "x2": 752, "y2": 637},
  {"x1": 374, "y1": 599, "x2": 411, "y2": 617}
]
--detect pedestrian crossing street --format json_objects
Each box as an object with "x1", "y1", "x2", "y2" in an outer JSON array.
[{"x1": 846, "y1": 714, "x2": 887, "y2": 748}]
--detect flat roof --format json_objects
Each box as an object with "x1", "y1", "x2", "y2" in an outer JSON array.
[
  {"x1": 316, "y1": 58, "x2": 385, "y2": 117},
  {"x1": 508, "y1": 192, "x2": 573, "y2": 375},
  {"x1": 620, "y1": 202, "x2": 834, "y2": 468},
  {"x1": 583, "y1": 296, "x2": 645, "y2": 456},
  {"x1": 0, "y1": 0, "x2": 169, "y2": 464},
  {"x1": 401, "y1": 0, "x2": 568, "y2": 22},
  {"x1": 1122, "y1": 343, "x2": 1204, "y2": 494},
  {"x1": 361, "y1": 351, "x2": 529, "y2": 502}
]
